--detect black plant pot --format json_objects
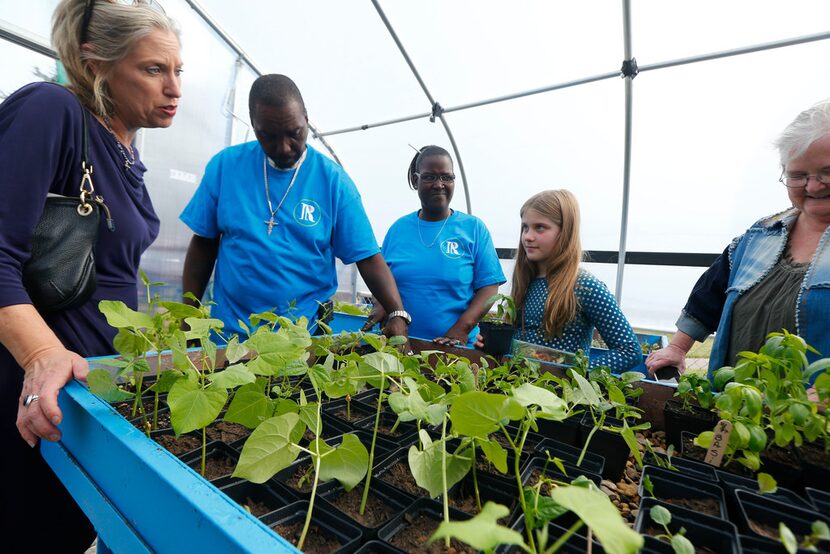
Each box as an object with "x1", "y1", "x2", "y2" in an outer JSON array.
[
  {"x1": 534, "y1": 415, "x2": 581, "y2": 447},
  {"x1": 376, "y1": 497, "x2": 472, "y2": 553},
  {"x1": 478, "y1": 321, "x2": 516, "y2": 359},
  {"x1": 473, "y1": 441, "x2": 530, "y2": 485},
  {"x1": 180, "y1": 440, "x2": 241, "y2": 484},
  {"x1": 635, "y1": 497, "x2": 741, "y2": 554},
  {"x1": 642, "y1": 451, "x2": 717, "y2": 483},
  {"x1": 797, "y1": 441, "x2": 830, "y2": 492},
  {"x1": 320, "y1": 478, "x2": 415, "y2": 541},
  {"x1": 534, "y1": 437, "x2": 605, "y2": 477},
  {"x1": 805, "y1": 487, "x2": 830, "y2": 519},
  {"x1": 578, "y1": 412, "x2": 629, "y2": 482},
  {"x1": 496, "y1": 515, "x2": 605, "y2": 554},
  {"x1": 521, "y1": 454, "x2": 601, "y2": 490},
  {"x1": 322, "y1": 397, "x2": 377, "y2": 428},
  {"x1": 218, "y1": 479, "x2": 295, "y2": 519},
  {"x1": 735, "y1": 489, "x2": 830, "y2": 550},
  {"x1": 679, "y1": 430, "x2": 755, "y2": 478},
  {"x1": 739, "y1": 533, "x2": 825, "y2": 554},
  {"x1": 662, "y1": 398, "x2": 717, "y2": 450},
  {"x1": 354, "y1": 540, "x2": 406, "y2": 554},
  {"x1": 759, "y1": 443, "x2": 802, "y2": 492},
  {"x1": 374, "y1": 447, "x2": 430, "y2": 500},
  {"x1": 354, "y1": 412, "x2": 418, "y2": 448},
  {"x1": 449, "y1": 469, "x2": 519, "y2": 523},
  {"x1": 638, "y1": 465, "x2": 727, "y2": 519},
  {"x1": 501, "y1": 423, "x2": 545, "y2": 452},
  {"x1": 262, "y1": 499, "x2": 363, "y2": 554},
  {"x1": 717, "y1": 469, "x2": 812, "y2": 522}
]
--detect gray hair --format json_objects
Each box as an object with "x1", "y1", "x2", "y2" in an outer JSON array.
[
  {"x1": 775, "y1": 99, "x2": 830, "y2": 167},
  {"x1": 51, "y1": 0, "x2": 180, "y2": 117}
]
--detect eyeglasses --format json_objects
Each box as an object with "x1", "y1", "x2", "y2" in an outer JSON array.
[
  {"x1": 779, "y1": 170, "x2": 830, "y2": 188},
  {"x1": 80, "y1": 0, "x2": 166, "y2": 44},
  {"x1": 415, "y1": 172, "x2": 455, "y2": 183}
]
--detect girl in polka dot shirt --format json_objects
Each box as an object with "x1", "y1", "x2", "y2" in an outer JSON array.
[{"x1": 506, "y1": 190, "x2": 641, "y2": 372}]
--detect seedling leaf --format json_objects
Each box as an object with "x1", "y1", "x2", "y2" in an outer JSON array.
[{"x1": 428, "y1": 502, "x2": 528, "y2": 551}]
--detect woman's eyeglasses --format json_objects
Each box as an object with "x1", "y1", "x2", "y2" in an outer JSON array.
[
  {"x1": 80, "y1": 0, "x2": 166, "y2": 44},
  {"x1": 779, "y1": 170, "x2": 830, "y2": 188},
  {"x1": 415, "y1": 172, "x2": 455, "y2": 183}
]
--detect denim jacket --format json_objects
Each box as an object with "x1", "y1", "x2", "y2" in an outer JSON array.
[{"x1": 675, "y1": 207, "x2": 830, "y2": 378}]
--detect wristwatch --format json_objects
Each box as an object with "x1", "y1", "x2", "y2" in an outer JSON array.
[{"x1": 387, "y1": 310, "x2": 412, "y2": 326}]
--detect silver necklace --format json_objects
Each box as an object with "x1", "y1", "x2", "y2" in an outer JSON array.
[
  {"x1": 103, "y1": 116, "x2": 135, "y2": 170},
  {"x1": 417, "y1": 210, "x2": 451, "y2": 248},
  {"x1": 263, "y1": 150, "x2": 306, "y2": 235}
]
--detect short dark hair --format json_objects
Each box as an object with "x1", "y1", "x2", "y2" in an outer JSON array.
[
  {"x1": 407, "y1": 145, "x2": 452, "y2": 190},
  {"x1": 249, "y1": 74, "x2": 306, "y2": 115}
]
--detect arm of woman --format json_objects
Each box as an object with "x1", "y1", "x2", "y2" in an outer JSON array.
[
  {"x1": 583, "y1": 278, "x2": 642, "y2": 373},
  {"x1": 0, "y1": 304, "x2": 88, "y2": 447},
  {"x1": 646, "y1": 245, "x2": 732, "y2": 375},
  {"x1": 436, "y1": 284, "x2": 499, "y2": 345}
]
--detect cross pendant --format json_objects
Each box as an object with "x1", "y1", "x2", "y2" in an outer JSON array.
[{"x1": 264, "y1": 217, "x2": 277, "y2": 235}]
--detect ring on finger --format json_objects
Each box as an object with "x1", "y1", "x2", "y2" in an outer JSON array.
[{"x1": 24, "y1": 394, "x2": 40, "y2": 408}]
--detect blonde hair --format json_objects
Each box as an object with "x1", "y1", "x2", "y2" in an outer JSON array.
[
  {"x1": 512, "y1": 190, "x2": 582, "y2": 338},
  {"x1": 51, "y1": 0, "x2": 179, "y2": 117}
]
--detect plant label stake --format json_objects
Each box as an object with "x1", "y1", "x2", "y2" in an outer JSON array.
[{"x1": 704, "y1": 419, "x2": 732, "y2": 467}]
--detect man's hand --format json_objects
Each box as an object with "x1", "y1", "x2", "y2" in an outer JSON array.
[{"x1": 361, "y1": 303, "x2": 387, "y2": 333}]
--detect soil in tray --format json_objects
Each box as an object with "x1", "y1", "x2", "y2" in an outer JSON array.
[
  {"x1": 154, "y1": 433, "x2": 201, "y2": 456},
  {"x1": 661, "y1": 496, "x2": 720, "y2": 517},
  {"x1": 645, "y1": 526, "x2": 718, "y2": 554},
  {"x1": 390, "y1": 512, "x2": 477, "y2": 554},
  {"x1": 241, "y1": 497, "x2": 275, "y2": 518},
  {"x1": 681, "y1": 434, "x2": 752, "y2": 477},
  {"x1": 380, "y1": 462, "x2": 428, "y2": 497},
  {"x1": 188, "y1": 454, "x2": 236, "y2": 481},
  {"x1": 799, "y1": 441, "x2": 830, "y2": 466},
  {"x1": 206, "y1": 421, "x2": 251, "y2": 443},
  {"x1": 332, "y1": 405, "x2": 368, "y2": 423},
  {"x1": 272, "y1": 520, "x2": 342, "y2": 554},
  {"x1": 327, "y1": 485, "x2": 397, "y2": 528},
  {"x1": 131, "y1": 410, "x2": 171, "y2": 432},
  {"x1": 114, "y1": 398, "x2": 161, "y2": 419},
  {"x1": 285, "y1": 464, "x2": 320, "y2": 493}
]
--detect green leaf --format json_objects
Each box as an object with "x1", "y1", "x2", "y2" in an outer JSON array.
[
  {"x1": 99, "y1": 300, "x2": 155, "y2": 330},
  {"x1": 388, "y1": 377, "x2": 447, "y2": 426},
  {"x1": 184, "y1": 316, "x2": 225, "y2": 339},
  {"x1": 209, "y1": 363, "x2": 256, "y2": 390},
  {"x1": 428, "y1": 502, "x2": 527, "y2": 551},
  {"x1": 779, "y1": 522, "x2": 798, "y2": 554},
  {"x1": 650, "y1": 504, "x2": 672, "y2": 526},
  {"x1": 155, "y1": 301, "x2": 204, "y2": 320},
  {"x1": 477, "y1": 439, "x2": 508, "y2": 474},
  {"x1": 450, "y1": 392, "x2": 524, "y2": 438},
  {"x1": 233, "y1": 412, "x2": 301, "y2": 483},
  {"x1": 757, "y1": 473, "x2": 778, "y2": 494},
  {"x1": 224, "y1": 382, "x2": 273, "y2": 428},
  {"x1": 511, "y1": 383, "x2": 567, "y2": 420},
  {"x1": 149, "y1": 370, "x2": 183, "y2": 394},
  {"x1": 570, "y1": 369, "x2": 601, "y2": 406},
  {"x1": 521, "y1": 486, "x2": 569, "y2": 529},
  {"x1": 620, "y1": 424, "x2": 643, "y2": 468},
  {"x1": 408, "y1": 431, "x2": 472, "y2": 498},
  {"x1": 713, "y1": 367, "x2": 735, "y2": 391},
  {"x1": 168, "y1": 378, "x2": 228, "y2": 435},
  {"x1": 316, "y1": 434, "x2": 369, "y2": 491},
  {"x1": 671, "y1": 534, "x2": 696, "y2": 554},
  {"x1": 552, "y1": 485, "x2": 644, "y2": 554},
  {"x1": 642, "y1": 475, "x2": 654, "y2": 498},
  {"x1": 225, "y1": 335, "x2": 250, "y2": 364},
  {"x1": 87, "y1": 369, "x2": 134, "y2": 402},
  {"x1": 812, "y1": 521, "x2": 830, "y2": 540},
  {"x1": 112, "y1": 328, "x2": 147, "y2": 357}
]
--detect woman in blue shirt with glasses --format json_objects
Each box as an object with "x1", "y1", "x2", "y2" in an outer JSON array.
[{"x1": 364, "y1": 145, "x2": 505, "y2": 346}]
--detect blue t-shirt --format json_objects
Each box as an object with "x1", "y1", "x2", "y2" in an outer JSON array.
[
  {"x1": 518, "y1": 270, "x2": 641, "y2": 372},
  {"x1": 180, "y1": 142, "x2": 379, "y2": 335},
  {"x1": 382, "y1": 210, "x2": 505, "y2": 345}
]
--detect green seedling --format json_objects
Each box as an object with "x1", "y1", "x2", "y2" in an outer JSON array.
[{"x1": 649, "y1": 504, "x2": 695, "y2": 554}]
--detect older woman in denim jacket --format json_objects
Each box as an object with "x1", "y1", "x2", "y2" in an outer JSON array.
[{"x1": 645, "y1": 99, "x2": 830, "y2": 380}]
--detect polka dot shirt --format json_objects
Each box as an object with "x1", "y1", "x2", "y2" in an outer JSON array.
[{"x1": 516, "y1": 270, "x2": 641, "y2": 372}]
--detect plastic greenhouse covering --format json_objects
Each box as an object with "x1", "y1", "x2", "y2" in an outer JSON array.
[{"x1": 3, "y1": 0, "x2": 830, "y2": 330}]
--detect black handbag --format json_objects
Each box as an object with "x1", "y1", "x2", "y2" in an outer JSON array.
[{"x1": 22, "y1": 94, "x2": 113, "y2": 312}]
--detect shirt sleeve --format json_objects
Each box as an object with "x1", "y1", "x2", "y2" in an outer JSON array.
[
  {"x1": 471, "y1": 217, "x2": 506, "y2": 290},
  {"x1": 580, "y1": 275, "x2": 642, "y2": 372},
  {"x1": 0, "y1": 84, "x2": 81, "y2": 308},
  {"x1": 179, "y1": 152, "x2": 222, "y2": 238},
  {"x1": 331, "y1": 173, "x2": 380, "y2": 264},
  {"x1": 676, "y1": 244, "x2": 732, "y2": 342}
]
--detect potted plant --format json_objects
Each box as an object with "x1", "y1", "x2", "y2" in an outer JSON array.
[
  {"x1": 663, "y1": 371, "x2": 718, "y2": 449},
  {"x1": 479, "y1": 293, "x2": 517, "y2": 359}
]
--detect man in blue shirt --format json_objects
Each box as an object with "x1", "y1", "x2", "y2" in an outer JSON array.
[{"x1": 180, "y1": 74, "x2": 409, "y2": 337}]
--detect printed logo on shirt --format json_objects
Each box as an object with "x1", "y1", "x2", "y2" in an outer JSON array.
[
  {"x1": 440, "y1": 238, "x2": 464, "y2": 259},
  {"x1": 293, "y1": 199, "x2": 322, "y2": 227}
]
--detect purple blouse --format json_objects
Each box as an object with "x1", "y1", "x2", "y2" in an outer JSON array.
[{"x1": 0, "y1": 82, "x2": 159, "y2": 359}]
